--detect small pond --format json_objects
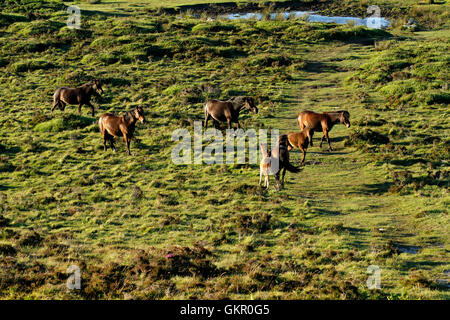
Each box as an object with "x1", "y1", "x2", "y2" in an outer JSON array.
[{"x1": 219, "y1": 11, "x2": 390, "y2": 29}]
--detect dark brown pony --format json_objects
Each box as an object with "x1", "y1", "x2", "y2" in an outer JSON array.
[
  {"x1": 204, "y1": 96, "x2": 258, "y2": 129},
  {"x1": 285, "y1": 126, "x2": 315, "y2": 165},
  {"x1": 51, "y1": 79, "x2": 103, "y2": 116},
  {"x1": 297, "y1": 110, "x2": 350, "y2": 151},
  {"x1": 259, "y1": 134, "x2": 300, "y2": 190},
  {"x1": 98, "y1": 106, "x2": 145, "y2": 155}
]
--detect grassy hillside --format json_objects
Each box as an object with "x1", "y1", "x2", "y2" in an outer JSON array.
[{"x1": 0, "y1": 0, "x2": 448, "y2": 299}]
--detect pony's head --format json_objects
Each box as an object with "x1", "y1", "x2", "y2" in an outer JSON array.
[
  {"x1": 133, "y1": 106, "x2": 145, "y2": 124},
  {"x1": 90, "y1": 79, "x2": 103, "y2": 95},
  {"x1": 339, "y1": 110, "x2": 351, "y2": 128},
  {"x1": 243, "y1": 97, "x2": 258, "y2": 114}
]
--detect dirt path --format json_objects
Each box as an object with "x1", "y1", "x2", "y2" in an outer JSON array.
[{"x1": 264, "y1": 42, "x2": 421, "y2": 251}]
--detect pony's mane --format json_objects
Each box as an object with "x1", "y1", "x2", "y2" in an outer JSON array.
[
  {"x1": 326, "y1": 110, "x2": 348, "y2": 115},
  {"x1": 123, "y1": 110, "x2": 135, "y2": 122},
  {"x1": 228, "y1": 96, "x2": 247, "y2": 107}
]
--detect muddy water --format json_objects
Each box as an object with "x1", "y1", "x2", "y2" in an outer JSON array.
[{"x1": 219, "y1": 11, "x2": 390, "y2": 29}]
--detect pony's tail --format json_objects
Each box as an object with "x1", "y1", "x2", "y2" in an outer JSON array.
[
  {"x1": 98, "y1": 117, "x2": 104, "y2": 134},
  {"x1": 297, "y1": 113, "x2": 302, "y2": 130},
  {"x1": 284, "y1": 161, "x2": 301, "y2": 173},
  {"x1": 51, "y1": 89, "x2": 61, "y2": 112}
]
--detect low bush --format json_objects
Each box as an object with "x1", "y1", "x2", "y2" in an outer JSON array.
[
  {"x1": 34, "y1": 114, "x2": 95, "y2": 132},
  {"x1": 345, "y1": 128, "x2": 390, "y2": 146},
  {"x1": 10, "y1": 59, "x2": 54, "y2": 72}
]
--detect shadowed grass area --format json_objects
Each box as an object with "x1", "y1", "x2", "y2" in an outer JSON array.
[{"x1": 0, "y1": 0, "x2": 448, "y2": 300}]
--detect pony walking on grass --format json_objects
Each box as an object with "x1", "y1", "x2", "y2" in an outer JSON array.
[
  {"x1": 297, "y1": 110, "x2": 350, "y2": 151},
  {"x1": 51, "y1": 79, "x2": 103, "y2": 117},
  {"x1": 284, "y1": 126, "x2": 315, "y2": 165},
  {"x1": 98, "y1": 106, "x2": 145, "y2": 155},
  {"x1": 204, "y1": 96, "x2": 258, "y2": 129}
]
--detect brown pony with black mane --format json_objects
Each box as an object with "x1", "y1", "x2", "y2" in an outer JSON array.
[
  {"x1": 204, "y1": 96, "x2": 258, "y2": 129},
  {"x1": 98, "y1": 106, "x2": 145, "y2": 155},
  {"x1": 51, "y1": 79, "x2": 103, "y2": 116},
  {"x1": 297, "y1": 110, "x2": 350, "y2": 151}
]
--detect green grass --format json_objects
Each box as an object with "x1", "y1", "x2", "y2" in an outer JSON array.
[{"x1": 0, "y1": 0, "x2": 448, "y2": 299}]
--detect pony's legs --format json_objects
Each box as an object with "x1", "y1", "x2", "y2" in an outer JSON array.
[
  {"x1": 78, "y1": 104, "x2": 82, "y2": 115},
  {"x1": 226, "y1": 117, "x2": 233, "y2": 130},
  {"x1": 87, "y1": 102, "x2": 95, "y2": 117},
  {"x1": 109, "y1": 137, "x2": 116, "y2": 152},
  {"x1": 275, "y1": 172, "x2": 281, "y2": 190},
  {"x1": 204, "y1": 113, "x2": 210, "y2": 129},
  {"x1": 320, "y1": 134, "x2": 326, "y2": 148},
  {"x1": 51, "y1": 101, "x2": 57, "y2": 112},
  {"x1": 103, "y1": 132, "x2": 114, "y2": 152},
  {"x1": 123, "y1": 134, "x2": 131, "y2": 155},
  {"x1": 51, "y1": 100, "x2": 64, "y2": 112},
  {"x1": 308, "y1": 131, "x2": 313, "y2": 147},
  {"x1": 281, "y1": 168, "x2": 286, "y2": 187},
  {"x1": 301, "y1": 148, "x2": 306, "y2": 165},
  {"x1": 324, "y1": 131, "x2": 333, "y2": 151}
]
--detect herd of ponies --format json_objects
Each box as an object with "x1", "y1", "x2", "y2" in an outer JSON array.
[{"x1": 51, "y1": 80, "x2": 351, "y2": 190}]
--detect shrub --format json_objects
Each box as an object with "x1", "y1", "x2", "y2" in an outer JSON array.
[
  {"x1": 420, "y1": 91, "x2": 450, "y2": 105},
  {"x1": 4, "y1": 39, "x2": 57, "y2": 53},
  {"x1": 307, "y1": 25, "x2": 391, "y2": 42},
  {"x1": 247, "y1": 54, "x2": 293, "y2": 68},
  {"x1": 0, "y1": 13, "x2": 28, "y2": 28},
  {"x1": 255, "y1": 20, "x2": 291, "y2": 33},
  {"x1": 162, "y1": 84, "x2": 184, "y2": 96},
  {"x1": 109, "y1": 20, "x2": 158, "y2": 36},
  {"x1": 10, "y1": 59, "x2": 54, "y2": 72},
  {"x1": 0, "y1": 0, "x2": 65, "y2": 16},
  {"x1": 8, "y1": 20, "x2": 64, "y2": 36},
  {"x1": 34, "y1": 114, "x2": 95, "y2": 132},
  {"x1": 57, "y1": 26, "x2": 92, "y2": 42},
  {"x1": 0, "y1": 243, "x2": 16, "y2": 256},
  {"x1": 345, "y1": 128, "x2": 390, "y2": 146},
  {"x1": 0, "y1": 58, "x2": 8, "y2": 68},
  {"x1": 192, "y1": 22, "x2": 237, "y2": 34}
]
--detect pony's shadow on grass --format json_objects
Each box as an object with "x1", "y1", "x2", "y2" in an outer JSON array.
[
  {"x1": 306, "y1": 150, "x2": 349, "y2": 156},
  {"x1": 133, "y1": 140, "x2": 159, "y2": 153},
  {"x1": 359, "y1": 182, "x2": 392, "y2": 195},
  {"x1": 311, "y1": 135, "x2": 346, "y2": 143}
]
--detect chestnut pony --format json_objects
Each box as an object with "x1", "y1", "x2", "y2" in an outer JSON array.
[
  {"x1": 297, "y1": 110, "x2": 350, "y2": 151},
  {"x1": 51, "y1": 79, "x2": 103, "y2": 116},
  {"x1": 285, "y1": 126, "x2": 315, "y2": 165},
  {"x1": 98, "y1": 106, "x2": 145, "y2": 155}
]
